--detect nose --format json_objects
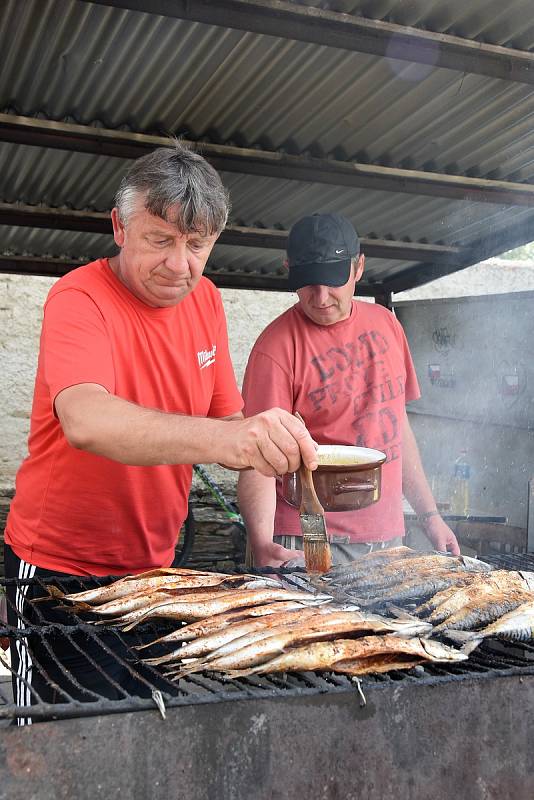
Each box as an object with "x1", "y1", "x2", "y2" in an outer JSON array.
[
  {"x1": 313, "y1": 285, "x2": 331, "y2": 305},
  {"x1": 164, "y1": 241, "x2": 189, "y2": 275}
]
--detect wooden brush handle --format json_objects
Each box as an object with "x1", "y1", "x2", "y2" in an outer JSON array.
[
  {"x1": 298, "y1": 463, "x2": 325, "y2": 516},
  {"x1": 294, "y1": 410, "x2": 325, "y2": 514}
]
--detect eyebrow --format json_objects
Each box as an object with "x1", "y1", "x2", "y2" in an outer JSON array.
[{"x1": 147, "y1": 228, "x2": 214, "y2": 242}]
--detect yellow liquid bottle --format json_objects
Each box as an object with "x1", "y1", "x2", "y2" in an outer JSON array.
[{"x1": 451, "y1": 451, "x2": 470, "y2": 516}]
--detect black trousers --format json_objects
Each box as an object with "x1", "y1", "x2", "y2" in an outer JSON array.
[{"x1": 4, "y1": 544, "x2": 162, "y2": 724}]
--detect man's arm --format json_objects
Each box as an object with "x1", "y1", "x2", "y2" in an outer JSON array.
[
  {"x1": 54, "y1": 383, "x2": 318, "y2": 477},
  {"x1": 402, "y1": 410, "x2": 460, "y2": 555},
  {"x1": 237, "y1": 470, "x2": 303, "y2": 567}
]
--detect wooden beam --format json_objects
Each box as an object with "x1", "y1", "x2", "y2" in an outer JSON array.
[
  {"x1": 85, "y1": 0, "x2": 534, "y2": 85},
  {"x1": 0, "y1": 255, "x2": 83, "y2": 278},
  {"x1": 0, "y1": 254, "x2": 381, "y2": 296},
  {"x1": 384, "y1": 211, "x2": 534, "y2": 292},
  {"x1": 0, "y1": 203, "x2": 466, "y2": 264},
  {"x1": 3, "y1": 113, "x2": 534, "y2": 206},
  {"x1": 384, "y1": 261, "x2": 468, "y2": 294}
]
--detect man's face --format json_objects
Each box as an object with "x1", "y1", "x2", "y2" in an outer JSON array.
[
  {"x1": 295, "y1": 256, "x2": 364, "y2": 326},
  {"x1": 110, "y1": 202, "x2": 218, "y2": 308}
]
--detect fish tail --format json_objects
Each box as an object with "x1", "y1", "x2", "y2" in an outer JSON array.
[
  {"x1": 386, "y1": 605, "x2": 421, "y2": 622},
  {"x1": 56, "y1": 600, "x2": 92, "y2": 614},
  {"x1": 445, "y1": 629, "x2": 482, "y2": 655},
  {"x1": 37, "y1": 585, "x2": 65, "y2": 602}
]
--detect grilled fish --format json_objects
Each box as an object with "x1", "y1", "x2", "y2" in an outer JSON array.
[
  {"x1": 446, "y1": 599, "x2": 534, "y2": 654},
  {"x1": 171, "y1": 612, "x2": 433, "y2": 676},
  {"x1": 216, "y1": 635, "x2": 467, "y2": 678},
  {"x1": 349, "y1": 570, "x2": 474, "y2": 607},
  {"x1": 432, "y1": 587, "x2": 534, "y2": 633},
  {"x1": 143, "y1": 607, "x2": 320, "y2": 665},
  {"x1": 418, "y1": 571, "x2": 533, "y2": 624},
  {"x1": 115, "y1": 587, "x2": 332, "y2": 630},
  {"x1": 414, "y1": 575, "x2": 489, "y2": 617},
  {"x1": 326, "y1": 554, "x2": 491, "y2": 592},
  {"x1": 54, "y1": 572, "x2": 275, "y2": 606},
  {"x1": 325, "y1": 547, "x2": 421, "y2": 578},
  {"x1": 136, "y1": 600, "x2": 319, "y2": 649}
]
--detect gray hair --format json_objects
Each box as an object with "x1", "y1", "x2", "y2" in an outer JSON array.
[{"x1": 114, "y1": 141, "x2": 230, "y2": 235}]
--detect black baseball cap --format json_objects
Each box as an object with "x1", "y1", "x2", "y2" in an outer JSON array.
[{"x1": 287, "y1": 213, "x2": 360, "y2": 291}]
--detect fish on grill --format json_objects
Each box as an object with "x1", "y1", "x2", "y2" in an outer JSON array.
[
  {"x1": 446, "y1": 599, "x2": 534, "y2": 654},
  {"x1": 167, "y1": 612, "x2": 434, "y2": 677},
  {"x1": 143, "y1": 607, "x2": 321, "y2": 665},
  {"x1": 325, "y1": 547, "x2": 423, "y2": 579},
  {"x1": 110, "y1": 587, "x2": 333, "y2": 630},
  {"x1": 431, "y1": 586, "x2": 534, "y2": 634},
  {"x1": 48, "y1": 571, "x2": 279, "y2": 606},
  {"x1": 415, "y1": 571, "x2": 534, "y2": 624},
  {"x1": 325, "y1": 554, "x2": 491, "y2": 592},
  {"x1": 208, "y1": 635, "x2": 467, "y2": 678},
  {"x1": 345, "y1": 570, "x2": 476, "y2": 608},
  {"x1": 60, "y1": 578, "x2": 283, "y2": 617},
  {"x1": 137, "y1": 600, "x2": 322, "y2": 649}
]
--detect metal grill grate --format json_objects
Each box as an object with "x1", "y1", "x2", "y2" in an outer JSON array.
[
  {"x1": 1, "y1": 557, "x2": 534, "y2": 722},
  {"x1": 480, "y1": 552, "x2": 534, "y2": 571}
]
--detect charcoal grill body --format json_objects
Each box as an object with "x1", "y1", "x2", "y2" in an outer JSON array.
[
  {"x1": 1, "y1": 670, "x2": 533, "y2": 800},
  {"x1": 1, "y1": 553, "x2": 534, "y2": 799}
]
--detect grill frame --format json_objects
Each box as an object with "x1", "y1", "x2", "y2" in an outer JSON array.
[{"x1": 2, "y1": 553, "x2": 534, "y2": 722}]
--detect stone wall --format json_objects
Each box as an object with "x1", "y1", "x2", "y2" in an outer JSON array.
[
  {"x1": 0, "y1": 273, "x2": 295, "y2": 491},
  {"x1": 2, "y1": 257, "x2": 534, "y2": 496}
]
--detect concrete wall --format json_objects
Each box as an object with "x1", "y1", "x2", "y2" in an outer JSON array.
[{"x1": 396, "y1": 290, "x2": 534, "y2": 528}]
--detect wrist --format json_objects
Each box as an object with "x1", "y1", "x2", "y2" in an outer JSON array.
[{"x1": 417, "y1": 510, "x2": 440, "y2": 526}]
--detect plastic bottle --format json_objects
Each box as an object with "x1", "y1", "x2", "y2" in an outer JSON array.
[{"x1": 451, "y1": 450, "x2": 470, "y2": 516}]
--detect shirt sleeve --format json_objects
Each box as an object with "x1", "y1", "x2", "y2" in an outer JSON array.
[
  {"x1": 395, "y1": 317, "x2": 420, "y2": 403},
  {"x1": 242, "y1": 347, "x2": 295, "y2": 417},
  {"x1": 206, "y1": 294, "x2": 243, "y2": 418},
  {"x1": 42, "y1": 288, "x2": 115, "y2": 404}
]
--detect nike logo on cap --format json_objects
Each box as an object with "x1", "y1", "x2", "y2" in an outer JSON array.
[{"x1": 335, "y1": 249, "x2": 345, "y2": 254}]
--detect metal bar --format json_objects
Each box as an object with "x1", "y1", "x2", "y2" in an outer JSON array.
[
  {"x1": 388, "y1": 211, "x2": 534, "y2": 292},
  {"x1": 0, "y1": 655, "x2": 533, "y2": 721},
  {"x1": 0, "y1": 254, "x2": 382, "y2": 294},
  {"x1": 527, "y1": 479, "x2": 534, "y2": 553},
  {"x1": 84, "y1": 0, "x2": 534, "y2": 85},
  {"x1": 0, "y1": 203, "x2": 465, "y2": 264},
  {"x1": 3, "y1": 113, "x2": 534, "y2": 205}
]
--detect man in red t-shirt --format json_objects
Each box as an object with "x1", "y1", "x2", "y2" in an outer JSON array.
[
  {"x1": 5, "y1": 143, "x2": 318, "y2": 722},
  {"x1": 238, "y1": 213, "x2": 459, "y2": 568}
]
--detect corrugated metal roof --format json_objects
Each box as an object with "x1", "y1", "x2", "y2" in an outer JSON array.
[{"x1": 1, "y1": 0, "x2": 534, "y2": 293}]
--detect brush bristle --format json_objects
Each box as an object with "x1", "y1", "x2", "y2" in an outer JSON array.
[{"x1": 303, "y1": 539, "x2": 332, "y2": 574}]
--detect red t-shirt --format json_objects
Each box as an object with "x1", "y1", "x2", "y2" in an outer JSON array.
[
  {"x1": 242, "y1": 301, "x2": 420, "y2": 542},
  {"x1": 6, "y1": 259, "x2": 243, "y2": 575}
]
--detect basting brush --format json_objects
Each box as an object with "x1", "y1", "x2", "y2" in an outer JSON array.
[
  {"x1": 294, "y1": 412, "x2": 332, "y2": 574},
  {"x1": 298, "y1": 462, "x2": 332, "y2": 574}
]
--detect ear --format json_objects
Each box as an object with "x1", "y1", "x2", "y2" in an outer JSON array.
[
  {"x1": 282, "y1": 258, "x2": 289, "y2": 272},
  {"x1": 111, "y1": 208, "x2": 126, "y2": 248},
  {"x1": 354, "y1": 253, "x2": 365, "y2": 282}
]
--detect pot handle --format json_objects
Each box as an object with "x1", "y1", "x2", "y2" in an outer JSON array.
[{"x1": 332, "y1": 481, "x2": 376, "y2": 494}]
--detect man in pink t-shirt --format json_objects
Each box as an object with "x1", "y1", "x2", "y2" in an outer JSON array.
[{"x1": 238, "y1": 213, "x2": 459, "y2": 567}]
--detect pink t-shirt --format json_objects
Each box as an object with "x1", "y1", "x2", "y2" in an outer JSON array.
[
  {"x1": 6, "y1": 259, "x2": 243, "y2": 575},
  {"x1": 242, "y1": 300, "x2": 420, "y2": 542}
]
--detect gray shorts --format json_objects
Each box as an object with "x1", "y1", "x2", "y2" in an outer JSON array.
[{"x1": 273, "y1": 534, "x2": 404, "y2": 566}]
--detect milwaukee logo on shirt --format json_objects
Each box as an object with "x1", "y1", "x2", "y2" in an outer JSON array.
[{"x1": 197, "y1": 345, "x2": 217, "y2": 369}]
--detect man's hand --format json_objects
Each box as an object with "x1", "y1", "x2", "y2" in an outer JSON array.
[
  {"x1": 422, "y1": 516, "x2": 461, "y2": 555},
  {"x1": 219, "y1": 408, "x2": 318, "y2": 477},
  {"x1": 253, "y1": 541, "x2": 304, "y2": 568}
]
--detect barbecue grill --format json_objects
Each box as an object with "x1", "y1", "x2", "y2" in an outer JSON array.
[{"x1": 1, "y1": 554, "x2": 534, "y2": 800}]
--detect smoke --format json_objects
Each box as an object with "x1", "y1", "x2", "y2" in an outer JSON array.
[{"x1": 385, "y1": 34, "x2": 439, "y2": 82}]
